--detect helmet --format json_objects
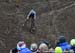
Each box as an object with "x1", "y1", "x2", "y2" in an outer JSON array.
[
  {"x1": 17, "y1": 41, "x2": 26, "y2": 50},
  {"x1": 30, "y1": 43, "x2": 38, "y2": 51},
  {"x1": 55, "y1": 47, "x2": 62, "y2": 53},
  {"x1": 27, "y1": 9, "x2": 36, "y2": 19},
  {"x1": 70, "y1": 39, "x2": 75, "y2": 46}
]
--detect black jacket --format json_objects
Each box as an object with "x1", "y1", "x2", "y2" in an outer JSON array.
[
  {"x1": 12, "y1": 47, "x2": 18, "y2": 53},
  {"x1": 71, "y1": 45, "x2": 75, "y2": 53}
]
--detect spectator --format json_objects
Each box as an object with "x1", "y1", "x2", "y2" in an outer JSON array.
[
  {"x1": 55, "y1": 47, "x2": 62, "y2": 53},
  {"x1": 17, "y1": 41, "x2": 32, "y2": 53},
  {"x1": 38, "y1": 40, "x2": 49, "y2": 48},
  {"x1": 39, "y1": 43, "x2": 49, "y2": 53},
  {"x1": 30, "y1": 43, "x2": 38, "y2": 53},
  {"x1": 11, "y1": 47, "x2": 18, "y2": 53},
  {"x1": 70, "y1": 39, "x2": 75, "y2": 53},
  {"x1": 56, "y1": 36, "x2": 71, "y2": 51}
]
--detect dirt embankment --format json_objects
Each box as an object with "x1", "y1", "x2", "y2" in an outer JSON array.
[{"x1": 0, "y1": 0, "x2": 75, "y2": 53}]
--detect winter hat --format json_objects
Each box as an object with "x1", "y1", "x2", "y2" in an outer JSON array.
[
  {"x1": 30, "y1": 43, "x2": 38, "y2": 51},
  {"x1": 70, "y1": 39, "x2": 75, "y2": 46},
  {"x1": 17, "y1": 41, "x2": 26, "y2": 50},
  {"x1": 58, "y1": 36, "x2": 66, "y2": 43},
  {"x1": 55, "y1": 47, "x2": 62, "y2": 53},
  {"x1": 39, "y1": 43, "x2": 48, "y2": 51}
]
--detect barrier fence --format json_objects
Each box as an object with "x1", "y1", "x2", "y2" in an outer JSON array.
[{"x1": 10, "y1": 49, "x2": 74, "y2": 53}]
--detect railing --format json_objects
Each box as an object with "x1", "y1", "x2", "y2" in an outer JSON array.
[
  {"x1": 32, "y1": 50, "x2": 74, "y2": 53},
  {"x1": 10, "y1": 49, "x2": 74, "y2": 53}
]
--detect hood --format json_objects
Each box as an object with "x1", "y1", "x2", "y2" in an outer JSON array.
[
  {"x1": 17, "y1": 41, "x2": 26, "y2": 50},
  {"x1": 55, "y1": 47, "x2": 62, "y2": 53},
  {"x1": 70, "y1": 39, "x2": 75, "y2": 46},
  {"x1": 58, "y1": 36, "x2": 66, "y2": 43},
  {"x1": 59, "y1": 42, "x2": 69, "y2": 46}
]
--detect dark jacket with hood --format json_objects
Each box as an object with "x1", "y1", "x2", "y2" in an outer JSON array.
[
  {"x1": 57, "y1": 36, "x2": 71, "y2": 51},
  {"x1": 59, "y1": 42, "x2": 71, "y2": 51}
]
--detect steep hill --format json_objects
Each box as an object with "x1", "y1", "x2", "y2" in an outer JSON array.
[{"x1": 0, "y1": 0, "x2": 75, "y2": 53}]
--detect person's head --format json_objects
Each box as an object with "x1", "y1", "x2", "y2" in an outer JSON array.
[
  {"x1": 17, "y1": 41, "x2": 26, "y2": 51},
  {"x1": 55, "y1": 47, "x2": 62, "y2": 53},
  {"x1": 38, "y1": 40, "x2": 49, "y2": 47},
  {"x1": 70, "y1": 39, "x2": 75, "y2": 46},
  {"x1": 30, "y1": 43, "x2": 38, "y2": 52},
  {"x1": 39, "y1": 43, "x2": 48, "y2": 52},
  {"x1": 58, "y1": 36, "x2": 66, "y2": 43}
]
